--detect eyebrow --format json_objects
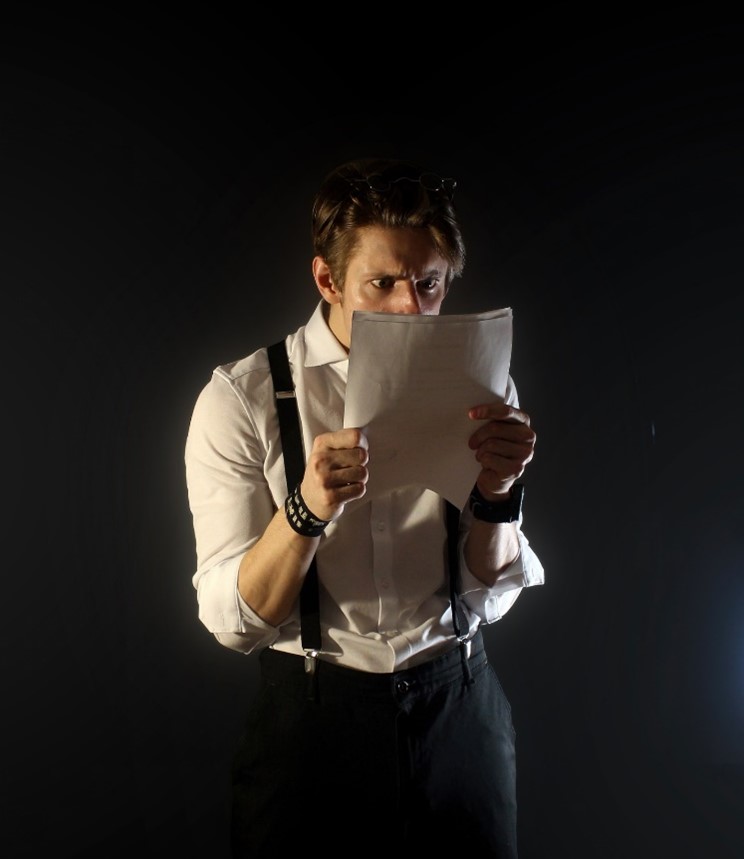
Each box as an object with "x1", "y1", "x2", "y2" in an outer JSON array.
[{"x1": 364, "y1": 268, "x2": 445, "y2": 279}]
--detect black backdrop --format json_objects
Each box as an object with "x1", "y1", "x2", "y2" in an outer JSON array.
[{"x1": 3, "y1": 8, "x2": 743, "y2": 859}]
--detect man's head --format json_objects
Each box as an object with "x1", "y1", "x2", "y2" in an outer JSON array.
[
  {"x1": 311, "y1": 157, "x2": 465, "y2": 289},
  {"x1": 311, "y1": 158, "x2": 466, "y2": 349}
]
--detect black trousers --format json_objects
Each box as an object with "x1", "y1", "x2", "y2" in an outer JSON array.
[{"x1": 230, "y1": 630, "x2": 517, "y2": 859}]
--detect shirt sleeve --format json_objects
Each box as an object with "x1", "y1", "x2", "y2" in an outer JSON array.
[
  {"x1": 457, "y1": 509, "x2": 545, "y2": 623},
  {"x1": 455, "y1": 374, "x2": 545, "y2": 624},
  {"x1": 184, "y1": 365, "x2": 282, "y2": 654}
]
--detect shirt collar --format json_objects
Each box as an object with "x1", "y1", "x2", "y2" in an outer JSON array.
[{"x1": 304, "y1": 301, "x2": 350, "y2": 368}]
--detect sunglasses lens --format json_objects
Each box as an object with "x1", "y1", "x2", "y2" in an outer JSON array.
[
  {"x1": 349, "y1": 173, "x2": 455, "y2": 199},
  {"x1": 419, "y1": 173, "x2": 442, "y2": 192},
  {"x1": 366, "y1": 174, "x2": 390, "y2": 192},
  {"x1": 442, "y1": 178, "x2": 456, "y2": 198}
]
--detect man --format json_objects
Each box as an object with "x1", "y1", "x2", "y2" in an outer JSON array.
[{"x1": 185, "y1": 158, "x2": 544, "y2": 858}]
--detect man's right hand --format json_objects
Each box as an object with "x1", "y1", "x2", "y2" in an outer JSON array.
[{"x1": 300, "y1": 428, "x2": 369, "y2": 522}]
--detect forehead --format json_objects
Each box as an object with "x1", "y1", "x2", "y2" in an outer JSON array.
[{"x1": 348, "y1": 226, "x2": 447, "y2": 272}]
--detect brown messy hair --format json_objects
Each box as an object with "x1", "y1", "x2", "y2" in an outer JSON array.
[{"x1": 311, "y1": 158, "x2": 466, "y2": 289}]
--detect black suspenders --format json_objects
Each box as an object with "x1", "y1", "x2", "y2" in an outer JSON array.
[
  {"x1": 266, "y1": 339, "x2": 473, "y2": 685},
  {"x1": 266, "y1": 341, "x2": 322, "y2": 672}
]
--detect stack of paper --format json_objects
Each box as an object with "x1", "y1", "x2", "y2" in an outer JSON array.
[{"x1": 343, "y1": 308, "x2": 513, "y2": 509}]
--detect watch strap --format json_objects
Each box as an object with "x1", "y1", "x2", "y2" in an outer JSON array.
[{"x1": 469, "y1": 482, "x2": 524, "y2": 523}]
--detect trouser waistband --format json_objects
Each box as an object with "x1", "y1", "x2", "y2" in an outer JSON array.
[{"x1": 259, "y1": 630, "x2": 485, "y2": 698}]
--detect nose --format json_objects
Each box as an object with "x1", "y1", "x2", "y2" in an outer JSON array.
[{"x1": 394, "y1": 282, "x2": 421, "y2": 314}]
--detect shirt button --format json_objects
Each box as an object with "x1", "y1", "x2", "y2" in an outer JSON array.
[
  {"x1": 376, "y1": 521, "x2": 385, "y2": 531},
  {"x1": 381, "y1": 579, "x2": 390, "y2": 589},
  {"x1": 395, "y1": 679, "x2": 410, "y2": 694}
]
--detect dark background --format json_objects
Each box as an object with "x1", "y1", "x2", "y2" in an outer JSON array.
[{"x1": 2, "y1": 7, "x2": 743, "y2": 859}]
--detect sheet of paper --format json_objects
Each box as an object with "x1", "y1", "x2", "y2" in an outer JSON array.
[{"x1": 343, "y1": 308, "x2": 513, "y2": 510}]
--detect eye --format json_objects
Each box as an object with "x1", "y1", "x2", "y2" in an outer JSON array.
[
  {"x1": 418, "y1": 278, "x2": 440, "y2": 292},
  {"x1": 371, "y1": 277, "x2": 395, "y2": 289}
]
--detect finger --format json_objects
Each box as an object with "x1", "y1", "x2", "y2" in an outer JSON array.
[
  {"x1": 468, "y1": 403, "x2": 530, "y2": 425},
  {"x1": 310, "y1": 446, "x2": 369, "y2": 476},
  {"x1": 324, "y1": 464, "x2": 369, "y2": 488},
  {"x1": 475, "y1": 447, "x2": 534, "y2": 474},
  {"x1": 476, "y1": 436, "x2": 535, "y2": 463},
  {"x1": 313, "y1": 427, "x2": 369, "y2": 453},
  {"x1": 469, "y1": 421, "x2": 536, "y2": 450}
]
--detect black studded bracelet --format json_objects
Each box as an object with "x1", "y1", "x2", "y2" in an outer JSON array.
[{"x1": 284, "y1": 483, "x2": 331, "y2": 538}]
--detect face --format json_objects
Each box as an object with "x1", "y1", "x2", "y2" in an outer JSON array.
[{"x1": 313, "y1": 225, "x2": 450, "y2": 350}]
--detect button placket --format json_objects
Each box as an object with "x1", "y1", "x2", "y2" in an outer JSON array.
[{"x1": 370, "y1": 497, "x2": 399, "y2": 632}]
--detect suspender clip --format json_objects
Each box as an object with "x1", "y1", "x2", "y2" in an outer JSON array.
[
  {"x1": 304, "y1": 649, "x2": 319, "y2": 674},
  {"x1": 458, "y1": 635, "x2": 474, "y2": 686}
]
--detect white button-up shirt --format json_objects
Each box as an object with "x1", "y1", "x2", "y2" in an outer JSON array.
[{"x1": 185, "y1": 302, "x2": 544, "y2": 672}]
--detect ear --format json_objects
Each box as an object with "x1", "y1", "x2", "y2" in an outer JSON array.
[{"x1": 312, "y1": 256, "x2": 342, "y2": 305}]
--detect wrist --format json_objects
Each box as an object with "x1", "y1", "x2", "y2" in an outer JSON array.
[
  {"x1": 284, "y1": 484, "x2": 330, "y2": 538},
  {"x1": 469, "y1": 482, "x2": 524, "y2": 523}
]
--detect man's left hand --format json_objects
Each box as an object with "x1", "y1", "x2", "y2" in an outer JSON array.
[{"x1": 467, "y1": 402, "x2": 536, "y2": 499}]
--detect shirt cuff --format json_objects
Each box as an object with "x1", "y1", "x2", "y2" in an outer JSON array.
[
  {"x1": 195, "y1": 554, "x2": 277, "y2": 635},
  {"x1": 458, "y1": 527, "x2": 545, "y2": 623}
]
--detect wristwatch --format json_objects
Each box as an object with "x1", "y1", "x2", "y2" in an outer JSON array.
[{"x1": 468, "y1": 482, "x2": 524, "y2": 523}]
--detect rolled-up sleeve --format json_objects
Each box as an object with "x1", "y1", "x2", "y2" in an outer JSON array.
[
  {"x1": 184, "y1": 365, "x2": 281, "y2": 654},
  {"x1": 457, "y1": 508, "x2": 545, "y2": 624}
]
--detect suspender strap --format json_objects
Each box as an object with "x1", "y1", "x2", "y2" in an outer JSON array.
[
  {"x1": 267, "y1": 341, "x2": 304, "y2": 489},
  {"x1": 446, "y1": 500, "x2": 474, "y2": 685},
  {"x1": 266, "y1": 341, "x2": 322, "y2": 659}
]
